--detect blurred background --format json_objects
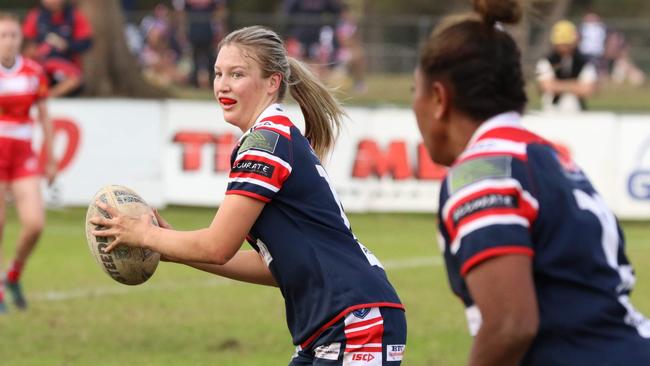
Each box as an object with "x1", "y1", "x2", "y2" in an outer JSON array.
[{"x1": 4, "y1": 0, "x2": 650, "y2": 109}]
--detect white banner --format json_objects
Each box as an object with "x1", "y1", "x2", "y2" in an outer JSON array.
[
  {"x1": 37, "y1": 99, "x2": 650, "y2": 218},
  {"x1": 35, "y1": 99, "x2": 165, "y2": 207}
]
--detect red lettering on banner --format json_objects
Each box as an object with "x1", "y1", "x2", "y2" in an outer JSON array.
[
  {"x1": 352, "y1": 139, "x2": 412, "y2": 179},
  {"x1": 38, "y1": 118, "x2": 80, "y2": 172},
  {"x1": 172, "y1": 132, "x2": 237, "y2": 172}
]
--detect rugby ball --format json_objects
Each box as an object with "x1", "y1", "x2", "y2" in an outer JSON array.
[{"x1": 85, "y1": 185, "x2": 160, "y2": 285}]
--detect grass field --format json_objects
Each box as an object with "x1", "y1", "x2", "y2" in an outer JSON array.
[{"x1": 1, "y1": 207, "x2": 650, "y2": 366}]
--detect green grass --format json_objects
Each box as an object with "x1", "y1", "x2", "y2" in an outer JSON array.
[
  {"x1": 173, "y1": 73, "x2": 650, "y2": 112},
  {"x1": 1, "y1": 207, "x2": 650, "y2": 365}
]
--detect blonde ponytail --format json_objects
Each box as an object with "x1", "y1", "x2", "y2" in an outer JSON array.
[{"x1": 288, "y1": 57, "x2": 345, "y2": 160}]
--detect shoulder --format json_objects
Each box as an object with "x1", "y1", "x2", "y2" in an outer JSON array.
[
  {"x1": 254, "y1": 114, "x2": 295, "y2": 140},
  {"x1": 456, "y1": 127, "x2": 549, "y2": 166},
  {"x1": 22, "y1": 58, "x2": 45, "y2": 75}
]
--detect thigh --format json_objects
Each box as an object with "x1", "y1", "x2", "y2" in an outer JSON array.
[{"x1": 10, "y1": 177, "x2": 44, "y2": 226}]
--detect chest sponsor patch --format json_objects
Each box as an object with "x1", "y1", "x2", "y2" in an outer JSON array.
[
  {"x1": 451, "y1": 193, "x2": 519, "y2": 225},
  {"x1": 314, "y1": 342, "x2": 341, "y2": 360},
  {"x1": 449, "y1": 156, "x2": 512, "y2": 194},
  {"x1": 386, "y1": 344, "x2": 405, "y2": 362},
  {"x1": 232, "y1": 160, "x2": 275, "y2": 178},
  {"x1": 239, "y1": 129, "x2": 279, "y2": 154}
]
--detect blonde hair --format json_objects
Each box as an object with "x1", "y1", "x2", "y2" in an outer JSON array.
[{"x1": 219, "y1": 26, "x2": 345, "y2": 160}]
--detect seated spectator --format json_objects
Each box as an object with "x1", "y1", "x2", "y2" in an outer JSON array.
[
  {"x1": 602, "y1": 31, "x2": 646, "y2": 87},
  {"x1": 536, "y1": 20, "x2": 597, "y2": 112},
  {"x1": 140, "y1": 23, "x2": 187, "y2": 87},
  {"x1": 22, "y1": 0, "x2": 92, "y2": 98},
  {"x1": 579, "y1": 11, "x2": 607, "y2": 64}
]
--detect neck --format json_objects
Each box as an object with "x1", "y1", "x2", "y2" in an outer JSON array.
[
  {"x1": 0, "y1": 56, "x2": 16, "y2": 69},
  {"x1": 242, "y1": 99, "x2": 277, "y2": 132},
  {"x1": 448, "y1": 110, "x2": 481, "y2": 158}
]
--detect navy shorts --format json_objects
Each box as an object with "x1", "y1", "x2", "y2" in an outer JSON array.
[{"x1": 290, "y1": 307, "x2": 407, "y2": 365}]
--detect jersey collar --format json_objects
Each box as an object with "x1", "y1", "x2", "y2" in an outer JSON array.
[
  {"x1": 0, "y1": 56, "x2": 23, "y2": 75},
  {"x1": 238, "y1": 103, "x2": 287, "y2": 143},
  {"x1": 466, "y1": 111, "x2": 523, "y2": 148}
]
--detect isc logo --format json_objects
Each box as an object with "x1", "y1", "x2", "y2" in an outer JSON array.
[{"x1": 351, "y1": 353, "x2": 375, "y2": 362}]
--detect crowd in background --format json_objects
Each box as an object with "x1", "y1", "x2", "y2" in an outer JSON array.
[
  {"x1": 14, "y1": 1, "x2": 647, "y2": 100},
  {"x1": 121, "y1": 0, "x2": 367, "y2": 93}
]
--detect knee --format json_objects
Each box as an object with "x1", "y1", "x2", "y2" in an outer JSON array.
[{"x1": 22, "y1": 215, "x2": 45, "y2": 237}]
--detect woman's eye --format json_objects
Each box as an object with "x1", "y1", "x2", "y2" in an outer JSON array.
[
  {"x1": 215, "y1": 72, "x2": 222, "y2": 78},
  {"x1": 232, "y1": 72, "x2": 242, "y2": 79}
]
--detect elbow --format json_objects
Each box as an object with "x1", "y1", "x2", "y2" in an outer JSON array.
[{"x1": 484, "y1": 312, "x2": 539, "y2": 349}]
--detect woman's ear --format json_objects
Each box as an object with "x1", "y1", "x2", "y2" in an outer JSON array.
[
  {"x1": 431, "y1": 81, "x2": 450, "y2": 121},
  {"x1": 268, "y1": 73, "x2": 282, "y2": 94}
]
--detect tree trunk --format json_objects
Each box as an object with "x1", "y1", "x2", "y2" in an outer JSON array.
[{"x1": 78, "y1": 0, "x2": 168, "y2": 98}]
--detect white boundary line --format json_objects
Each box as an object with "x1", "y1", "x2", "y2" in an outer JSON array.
[{"x1": 29, "y1": 256, "x2": 442, "y2": 302}]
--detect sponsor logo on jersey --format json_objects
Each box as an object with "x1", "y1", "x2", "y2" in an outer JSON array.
[
  {"x1": 351, "y1": 353, "x2": 376, "y2": 362},
  {"x1": 352, "y1": 308, "x2": 371, "y2": 319},
  {"x1": 239, "y1": 129, "x2": 279, "y2": 154},
  {"x1": 449, "y1": 156, "x2": 512, "y2": 193},
  {"x1": 314, "y1": 342, "x2": 341, "y2": 360},
  {"x1": 386, "y1": 344, "x2": 405, "y2": 361},
  {"x1": 451, "y1": 194, "x2": 518, "y2": 225},
  {"x1": 232, "y1": 160, "x2": 275, "y2": 178}
]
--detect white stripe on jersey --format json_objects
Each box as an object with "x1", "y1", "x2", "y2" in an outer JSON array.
[
  {"x1": 0, "y1": 75, "x2": 38, "y2": 96},
  {"x1": 255, "y1": 120, "x2": 291, "y2": 136},
  {"x1": 344, "y1": 343, "x2": 383, "y2": 349},
  {"x1": 235, "y1": 149, "x2": 293, "y2": 173},
  {"x1": 344, "y1": 320, "x2": 384, "y2": 334},
  {"x1": 0, "y1": 122, "x2": 33, "y2": 140},
  {"x1": 467, "y1": 112, "x2": 523, "y2": 146},
  {"x1": 228, "y1": 177, "x2": 280, "y2": 192},
  {"x1": 458, "y1": 138, "x2": 527, "y2": 161},
  {"x1": 344, "y1": 308, "x2": 382, "y2": 326},
  {"x1": 450, "y1": 214, "x2": 530, "y2": 255},
  {"x1": 442, "y1": 178, "x2": 539, "y2": 223}
]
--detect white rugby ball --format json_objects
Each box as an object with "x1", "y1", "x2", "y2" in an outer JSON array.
[{"x1": 85, "y1": 185, "x2": 160, "y2": 285}]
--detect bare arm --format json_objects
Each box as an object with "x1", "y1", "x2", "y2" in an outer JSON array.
[
  {"x1": 176, "y1": 250, "x2": 277, "y2": 287},
  {"x1": 465, "y1": 255, "x2": 539, "y2": 366},
  {"x1": 92, "y1": 194, "x2": 265, "y2": 265},
  {"x1": 539, "y1": 79, "x2": 597, "y2": 98},
  {"x1": 37, "y1": 100, "x2": 57, "y2": 185}
]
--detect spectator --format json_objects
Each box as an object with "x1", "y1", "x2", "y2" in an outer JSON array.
[
  {"x1": 140, "y1": 23, "x2": 187, "y2": 87},
  {"x1": 336, "y1": 3, "x2": 366, "y2": 94},
  {"x1": 602, "y1": 31, "x2": 646, "y2": 86},
  {"x1": 536, "y1": 20, "x2": 597, "y2": 112},
  {"x1": 173, "y1": 0, "x2": 227, "y2": 89},
  {"x1": 22, "y1": 0, "x2": 93, "y2": 98},
  {"x1": 284, "y1": 0, "x2": 342, "y2": 63},
  {"x1": 579, "y1": 11, "x2": 607, "y2": 63}
]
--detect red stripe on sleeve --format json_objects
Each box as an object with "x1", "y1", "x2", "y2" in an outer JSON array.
[
  {"x1": 225, "y1": 190, "x2": 271, "y2": 203},
  {"x1": 460, "y1": 246, "x2": 534, "y2": 277}
]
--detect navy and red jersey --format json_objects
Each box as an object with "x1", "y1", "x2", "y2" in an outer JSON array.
[
  {"x1": 226, "y1": 104, "x2": 403, "y2": 347},
  {"x1": 438, "y1": 112, "x2": 650, "y2": 365},
  {"x1": 22, "y1": 4, "x2": 93, "y2": 68}
]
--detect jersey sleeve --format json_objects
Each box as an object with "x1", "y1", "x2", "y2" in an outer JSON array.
[
  {"x1": 226, "y1": 125, "x2": 293, "y2": 203},
  {"x1": 440, "y1": 155, "x2": 537, "y2": 277},
  {"x1": 536, "y1": 58, "x2": 555, "y2": 81}
]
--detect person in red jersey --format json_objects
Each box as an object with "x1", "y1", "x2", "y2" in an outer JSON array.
[
  {"x1": 22, "y1": 0, "x2": 92, "y2": 97},
  {"x1": 0, "y1": 12, "x2": 57, "y2": 313}
]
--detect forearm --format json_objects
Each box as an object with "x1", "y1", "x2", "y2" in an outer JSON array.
[
  {"x1": 467, "y1": 324, "x2": 534, "y2": 366},
  {"x1": 176, "y1": 250, "x2": 277, "y2": 287},
  {"x1": 549, "y1": 80, "x2": 596, "y2": 97},
  {"x1": 143, "y1": 226, "x2": 235, "y2": 264},
  {"x1": 39, "y1": 106, "x2": 54, "y2": 160}
]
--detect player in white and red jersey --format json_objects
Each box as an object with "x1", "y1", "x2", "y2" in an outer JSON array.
[{"x1": 0, "y1": 12, "x2": 56, "y2": 313}]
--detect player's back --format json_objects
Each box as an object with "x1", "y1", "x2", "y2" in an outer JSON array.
[
  {"x1": 438, "y1": 112, "x2": 650, "y2": 365},
  {"x1": 522, "y1": 141, "x2": 650, "y2": 365}
]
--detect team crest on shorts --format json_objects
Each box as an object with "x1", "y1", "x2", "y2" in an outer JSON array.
[{"x1": 352, "y1": 308, "x2": 370, "y2": 319}]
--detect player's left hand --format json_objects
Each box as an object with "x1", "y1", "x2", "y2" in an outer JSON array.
[{"x1": 90, "y1": 201, "x2": 154, "y2": 253}]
